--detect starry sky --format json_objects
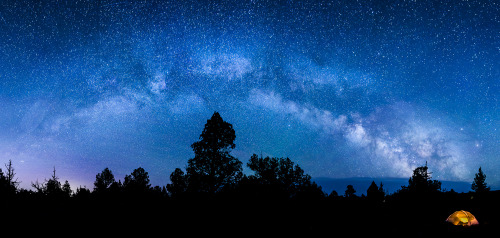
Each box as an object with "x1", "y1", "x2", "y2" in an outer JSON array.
[{"x1": 0, "y1": 0, "x2": 498, "y2": 190}]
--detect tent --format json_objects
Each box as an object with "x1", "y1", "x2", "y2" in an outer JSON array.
[{"x1": 445, "y1": 210, "x2": 479, "y2": 226}]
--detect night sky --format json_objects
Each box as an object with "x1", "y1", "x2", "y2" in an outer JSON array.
[{"x1": 0, "y1": 0, "x2": 498, "y2": 190}]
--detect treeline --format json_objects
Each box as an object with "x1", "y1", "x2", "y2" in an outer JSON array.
[
  {"x1": 0, "y1": 112, "x2": 324, "y2": 201},
  {"x1": 1, "y1": 112, "x2": 499, "y2": 236},
  {"x1": 0, "y1": 112, "x2": 492, "y2": 202},
  {"x1": 0, "y1": 157, "x2": 324, "y2": 201}
]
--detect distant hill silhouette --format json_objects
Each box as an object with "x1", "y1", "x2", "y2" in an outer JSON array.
[{"x1": 314, "y1": 177, "x2": 474, "y2": 195}]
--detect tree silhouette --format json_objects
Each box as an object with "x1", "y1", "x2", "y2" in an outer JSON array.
[
  {"x1": 0, "y1": 170, "x2": 14, "y2": 197},
  {"x1": 183, "y1": 112, "x2": 243, "y2": 194},
  {"x1": 123, "y1": 167, "x2": 151, "y2": 194},
  {"x1": 45, "y1": 167, "x2": 62, "y2": 195},
  {"x1": 0, "y1": 160, "x2": 18, "y2": 197},
  {"x1": 46, "y1": 167, "x2": 69, "y2": 198},
  {"x1": 378, "y1": 182, "x2": 385, "y2": 197},
  {"x1": 344, "y1": 185, "x2": 356, "y2": 198},
  {"x1": 4, "y1": 160, "x2": 19, "y2": 190},
  {"x1": 166, "y1": 168, "x2": 187, "y2": 197},
  {"x1": 94, "y1": 167, "x2": 116, "y2": 193},
  {"x1": 62, "y1": 180, "x2": 72, "y2": 197},
  {"x1": 328, "y1": 190, "x2": 339, "y2": 200},
  {"x1": 74, "y1": 186, "x2": 91, "y2": 200},
  {"x1": 403, "y1": 162, "x2": 441, "y2": 193},
  {"x1": 471, "y1": 167, "x2": 490, "y2": 193},
  {"x1": 245, "y1": 154, "x2": 323, "y2": 198},
  {"x1": 31, "y1": 167, "x2": 70, "y2": 199},
  {"x1": 31, "y1": 180, "x2": 44, "y2": 194},
  {"x1": 367, "y1": 181, "x2": 384, "y2": 202}
]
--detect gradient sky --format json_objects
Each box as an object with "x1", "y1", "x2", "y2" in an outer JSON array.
[{"x1": 0, "y1": 0, "x2": 498, "y2": 190}]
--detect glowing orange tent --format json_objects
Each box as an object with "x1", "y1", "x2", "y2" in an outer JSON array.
[{"x1": 445, "y1": 210, "x2": 479, "y2": 226}]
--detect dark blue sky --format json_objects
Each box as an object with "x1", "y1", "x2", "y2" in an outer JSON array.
[{"x1": 0, "y1": 0, "x2": 498, "y2": 190}]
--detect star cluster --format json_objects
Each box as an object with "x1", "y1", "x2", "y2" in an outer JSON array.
[{"x1": 0, "y1": 0, "x2": 498, "y2": 189}]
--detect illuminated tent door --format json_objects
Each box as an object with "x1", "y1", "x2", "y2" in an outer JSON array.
[{"x1": 445, "y1": 210, "x2": 479, "y2": 226}]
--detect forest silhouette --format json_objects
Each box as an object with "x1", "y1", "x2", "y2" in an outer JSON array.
[{"x1": 0, "y1": 112, "x2": 498, "y2": 236}]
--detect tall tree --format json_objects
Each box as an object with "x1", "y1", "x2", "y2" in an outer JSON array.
[
  {"x1": 471, "y1": 167, "x2": 490, "y2": 193},
  {"x1": 185, "y1": 112, "x2": 243, "y2": 194},
  {"x1": 5, "y1": 160, "x2": 19, "y2": 190},
  {"x1": 45, "y1": 167, "x2": 63, "y2": 196},
  {"x1": 0, "y1": 160, "x2": 18, "y2": 196}
]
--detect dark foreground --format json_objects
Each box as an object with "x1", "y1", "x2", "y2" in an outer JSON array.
[{"x1": 4, "y1": 192, "x2": 500, "y2": 237}]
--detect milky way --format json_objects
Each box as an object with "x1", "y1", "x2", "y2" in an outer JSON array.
[{"x1": 0, "y1": 0, "x2": 498, "y2": 189}]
